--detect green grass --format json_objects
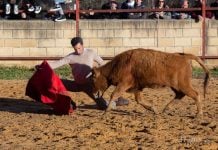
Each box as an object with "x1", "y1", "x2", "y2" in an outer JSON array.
[
  {"x1": 0, "y1": 66, "x2": 33, "y2": 80},
  {"x1": 0, "y1": 65, "x2": 217, "y2": 80},
  {"x1": 0, "y1": 65, "x2": 72, "y2": 80},
  {"x1": 54, "y1": 65, "x2": 72, "y2": 79},
  {"x1": 193, "y1": 67, "x2": 218, "y2": 78}
]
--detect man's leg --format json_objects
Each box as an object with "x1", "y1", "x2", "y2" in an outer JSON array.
[
  {"x1": 50, "y1": 0, "x2": 66, "y2": 21},
  {"x1": 28, "y1": 0, "x2": 41, "y2": 14},
  {"x1": 61, "y1": 79, "x2": 108, "y2": 110},
  {"x1": 13, "y1": 0, "x2": 21, "y2": 15},
  {"x1": 15, "y1": 0, "x2": 21, "y2": 5},
  {"x1": 4, "y1": 0, "x2": 11, "y2": 15}
]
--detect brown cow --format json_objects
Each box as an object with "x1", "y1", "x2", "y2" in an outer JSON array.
[{"x1": 90, "y1": 48, "x2": 210, "y2": 118}]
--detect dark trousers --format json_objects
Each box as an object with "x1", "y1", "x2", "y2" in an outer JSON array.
[
  {"x1": 61, "y1": 79, "x2": 108, "y2": 110},
  {"x1": 3, "y1": 0, "x2": 21, "y2": 5},
  {"x1": 22, "y1": 0, "x2": 39, "y2": 6}
]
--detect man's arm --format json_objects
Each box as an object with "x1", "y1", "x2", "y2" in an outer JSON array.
[
  {"x1": 93, "y1": 51, "x2": 104, "y2": 66},
  {"x1": 49, "y1": 55, "x2": 72, "y2": 69}
]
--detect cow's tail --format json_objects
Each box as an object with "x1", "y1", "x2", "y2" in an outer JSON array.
[{"x1": 184, "y1": 54, "x2": 210, "y2": 98}]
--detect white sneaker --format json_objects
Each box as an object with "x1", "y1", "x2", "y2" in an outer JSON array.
[
  {"x1": 14, "y1": 4, "x2": 18, "y2": 15},
  {"x1": 5, "y1": 3, "x2": 11, "y2": 15},
  {"x1": 28, "y1": 5, "x2": 34, "y2": 12},
  {"x1": 34, "y1": 6, "x2": 42, "y2": 14}
]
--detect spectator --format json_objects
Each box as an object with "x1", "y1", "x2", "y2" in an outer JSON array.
[
  {"x1": 121, "y1": 0, "x2": 147, "y2": 19},
  {"x1": 101, "y1": 0, "x2": 120, "y2": 19},
  {"x1": 19, "y1": 0, "x2": 42, "y2": 19},
  {"x1": 3, "y1": 0, "x2": 21, "y2": 19},
  {"x1": 80, "y1": 7, "x2": 101, "y2": 19},
  {"x1": 172, "y1": 0, "x2": 191, "y2": 19},
  {"x1": 191, "y1": 0, "x2": 213, "y2": 22},
  {"x1": 50, "y1": 0, "x2": 66, "y2": 21},
  {"x1": 149, "y1": 0, "x2": 171, "y2": 19},
  {"x1": 191, "y1": 0, "x2": 202, "y2": 21},
  {"x1": 121, "y1": 0, "x2": 135, "y2": 19},
  {"x1": 210, "y1": 0, "x2": 218, "y2": 19},
  {"x1": 102, "y1": 0, "x2": 120, "y2": 10},
  {"x1": 129, "y1": 0, "x2": 148, "y2": 19}
]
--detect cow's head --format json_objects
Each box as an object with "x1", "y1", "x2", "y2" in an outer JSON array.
[{"x1": 89, "y1": 67, "x2": 108, "y2": 95}]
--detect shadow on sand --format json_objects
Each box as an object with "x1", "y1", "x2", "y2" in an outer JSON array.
[
  {"x1": 77, "y1": 104, "x2": 100, "y2": 110},
  {"x1": 0, "y1": 97, "x2": 54, "y2": 114},
  {"x1": 0, "y1": 98, "x2": 148, "y2": 117},
  {"x1": 78, "y1": 104, "x2": 146, "y2": 117}
]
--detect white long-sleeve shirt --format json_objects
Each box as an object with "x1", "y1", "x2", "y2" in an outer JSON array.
[{"x1": 49, "y1": 48, "x2": 104, "y2": 84}]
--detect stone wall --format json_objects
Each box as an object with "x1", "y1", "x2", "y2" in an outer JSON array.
[{"x1": 0, "y1": 20, "x2": 217, "y2": 67}]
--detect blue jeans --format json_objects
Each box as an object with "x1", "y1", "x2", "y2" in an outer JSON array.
[{"x1": 55, "y1": 0, "x2": 65, "y2": 4}]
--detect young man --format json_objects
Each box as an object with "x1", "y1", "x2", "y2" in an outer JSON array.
[
  {"x1": 101, "y1": 0, "x2": 121, "y2": 19},
  {"x1": 49, "y1": 0, "x2": 66, "y2": 22},
  {"x1": 121, "y1": 0, "x2": 135, "y2": 19},
  {"x1": 172, "y1": 0, "x2": 191, "y2": 19},
  {"x1": 47, "y1": 37, "x2": 128, "y2": 110}
]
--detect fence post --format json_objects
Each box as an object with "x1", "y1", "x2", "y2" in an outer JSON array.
[
  {"x1": 202, "y1": 0, "x2": 206, "y2": 61},
  {"x1": 76, "y1": 0, "x2": 80, "y2": 36}
]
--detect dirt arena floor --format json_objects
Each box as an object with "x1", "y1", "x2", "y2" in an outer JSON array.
[{"x1": 0, "y1": 78, "x2": 217, "y2": 149}]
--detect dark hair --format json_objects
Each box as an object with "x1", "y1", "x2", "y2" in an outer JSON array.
[
  {"x1": 71, "y1": 37, "x2": 83, "y2": 47},
  {"x1": 155, "y1": 0, "x2": 167, "y2": 8}
]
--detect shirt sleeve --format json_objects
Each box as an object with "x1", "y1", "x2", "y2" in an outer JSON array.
[
  {"x1": 48, "y1": 55, "x2": 72, "y2": 69},
  {"x1": 93, "y1": 51, "x2": 104, "y2": 66}
]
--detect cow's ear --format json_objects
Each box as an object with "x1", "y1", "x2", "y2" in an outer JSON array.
[{"x1": 93, "y1": 67, "x2": 100, "y2": 78}]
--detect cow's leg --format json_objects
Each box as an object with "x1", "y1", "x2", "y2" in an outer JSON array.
[
  {"x1": 162, "y1": 87, "x2": 185, "y2": 113},
  {"x1": 182, "y1": 87, "x2": 202, "y2": 118},
  {"x1": 134, "y1": 91, "x2": 156, "y2": 114},
  {"x1": 105, "y1": 83, "x2": 132, "y2": 114}
]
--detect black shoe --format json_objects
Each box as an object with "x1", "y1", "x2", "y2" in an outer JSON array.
[
  {"x1": 95, "y1": 97, "x2": 108, "y2": 110},
  {"x1": 4, "y1": 15, "x2": 10, "y2": 19},
  {"x1": 195, "y1": 17, "x2": 200, "y2": 23},
  {"x1": 71, "y1": 101, "x2": 77, "y2": 110},
  {"x1": 54, "y1": 15, "x2": 66, "y2": 22}
]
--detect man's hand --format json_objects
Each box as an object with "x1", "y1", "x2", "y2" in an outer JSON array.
[{"x1": 34, "y1": 65, "x2": 42, "y2": 71}]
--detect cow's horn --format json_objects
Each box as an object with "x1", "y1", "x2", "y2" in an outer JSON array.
[{"x1": 86, "y1": 72, "x2": 92, "y2": 78}]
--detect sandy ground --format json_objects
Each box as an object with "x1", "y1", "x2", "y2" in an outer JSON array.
[{"x1": 0, "y1": 78, "x2": 217, "y2": 149}]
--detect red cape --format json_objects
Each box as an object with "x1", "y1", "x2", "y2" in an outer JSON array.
[{"x1": 25, "y1": 60, "x2": 76, "y2": 115}]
